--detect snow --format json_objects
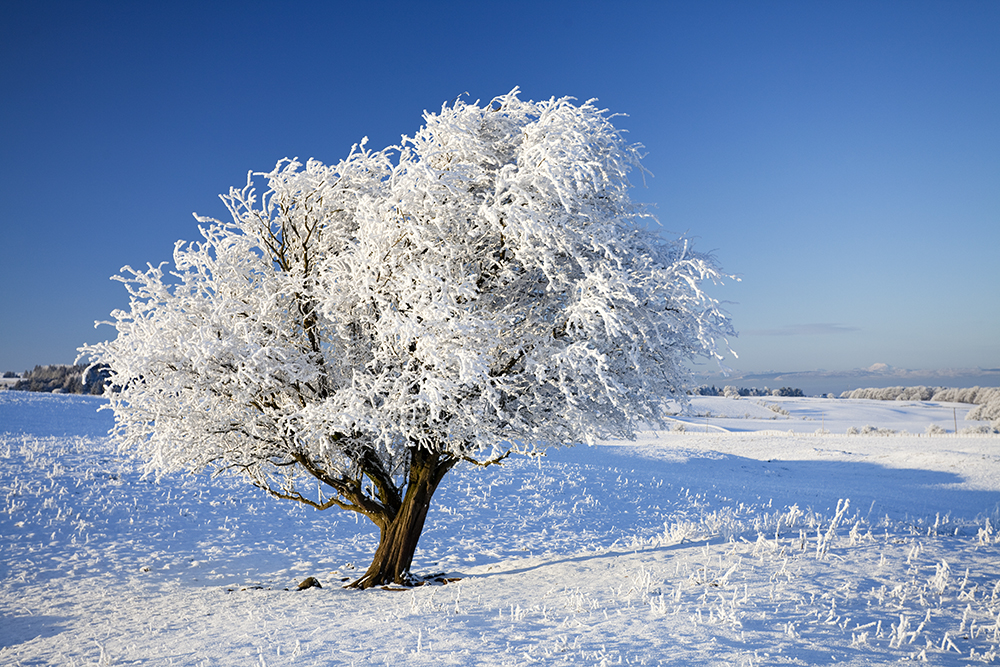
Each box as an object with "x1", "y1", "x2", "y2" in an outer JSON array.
[
  {"x1": 674, "y1": 395, "x2": 989, "y2": 435},
  {"x1": 2, "y1": 391, "x2": 1000, "y2": 665}
]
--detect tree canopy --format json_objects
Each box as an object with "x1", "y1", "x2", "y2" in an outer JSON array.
[{"x1": 82, "y1": 89, "x2": 735, "y2": 587}]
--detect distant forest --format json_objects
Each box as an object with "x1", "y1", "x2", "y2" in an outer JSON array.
[
  {"x1": 689, "y1": 385, "x2": 805, "y2": 397},
  {"x1": 5, "y1": 364, "x2": 110, "y2": 395},
  {"x1": 839, "y1": 385, "x2": 997, "y2": 404}
]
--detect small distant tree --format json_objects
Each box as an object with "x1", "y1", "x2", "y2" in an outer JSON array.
[
  {"x1": 81, "y1": 90, "x2": 734, "y2": 588},
  {"x1": 12, "y1": 364, "x2": 86, "y2": 393}
]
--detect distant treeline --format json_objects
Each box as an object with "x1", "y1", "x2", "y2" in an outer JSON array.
[
  {"x1": 838, "y1": 385, "x2": 998, "y2": 403},
  {"x1": 689, "y1": 385, "x2": 805, "y2": 398},
  {"x1": 7, "y1": 364, "x2": 110, "y2": 395},
  {"x1": 839, "y1": 385, "x2": 1000, "y2": 429}
]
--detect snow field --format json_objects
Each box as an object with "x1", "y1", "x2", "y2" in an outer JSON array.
[
  {"x1": 2, "y1": 392, "x2": 1000, "y2": 665},
  {"x1": 675, "y1": 395, "x2": 994, "y2": 436}
]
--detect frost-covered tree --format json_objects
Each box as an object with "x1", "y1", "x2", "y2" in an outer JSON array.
[
  {"x1": 81, "y1": 90, "x2": 734, "y2": 588},
  {"x1": 967, "y1": 389, "x2": 1000, "y2": 430}
]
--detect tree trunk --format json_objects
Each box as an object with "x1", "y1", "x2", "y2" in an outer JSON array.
[{"x1": 349, "y1": 449, "x2": 454, "y2": 589}]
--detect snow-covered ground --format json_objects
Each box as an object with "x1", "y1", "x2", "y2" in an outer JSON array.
[
  {"x1": 672, "y1": 395, "x2": 992, "y2": 435},
  {"x1": 2, "y1": 392, "x2": 999, "y2": 666}
]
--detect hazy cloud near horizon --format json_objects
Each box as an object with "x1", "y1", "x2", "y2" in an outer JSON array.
[{"x1": 743, "y1": 323, "x2": 861, "y2": 337}]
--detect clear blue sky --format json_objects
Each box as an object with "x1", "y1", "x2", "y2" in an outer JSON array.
[{"x1": 2, "y1": 0, "x2": 998, "y2": 376}]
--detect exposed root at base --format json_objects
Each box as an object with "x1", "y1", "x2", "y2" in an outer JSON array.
[{"x1": 348, "y1": 572, "x2": 463, "y2": 590}]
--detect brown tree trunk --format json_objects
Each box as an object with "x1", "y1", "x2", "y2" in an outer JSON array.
[{"x1": 349, "y1": 449, "x2": 455, "y2": 589}]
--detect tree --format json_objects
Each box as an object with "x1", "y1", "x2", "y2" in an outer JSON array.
[{"x1": 81, "y1": 89, "x2": 734, "y2": 588}]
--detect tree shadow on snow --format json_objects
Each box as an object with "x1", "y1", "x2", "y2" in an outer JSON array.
[
  {"x1": 0, "y1": 613, "x2": 70, "y2": 650},
  {"x1": 540, "y1": 443, "x2": 1000, "y2": 525},
  {"x1": 464, "y1": 537, "x2": 715, "y2": 581}
]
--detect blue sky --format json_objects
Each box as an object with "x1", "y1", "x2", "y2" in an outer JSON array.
[{"x1": 1, "y1": 0, "x2": 998, "y2": 378}]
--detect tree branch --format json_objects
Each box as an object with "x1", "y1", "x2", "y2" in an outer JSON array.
[
  {"x1": 459, "y1": 449, "x2": 512, "y2": 468},
  {"x1": 291, "y1": 452, "x2": 391, "y2": 526}
]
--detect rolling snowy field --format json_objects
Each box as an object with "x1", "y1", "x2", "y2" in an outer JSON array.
[{"x1": 2, "y1": 391, "x2": 999, "y2": 666}]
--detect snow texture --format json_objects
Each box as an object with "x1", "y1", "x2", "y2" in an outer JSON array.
[{"x1": 3, "y1": 391, "x2": 999, "y2": 665}]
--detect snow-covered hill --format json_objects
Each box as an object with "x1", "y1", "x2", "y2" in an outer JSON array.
[{"x1": 2, "y1": 392, "x2": 999, "y2": 665}]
